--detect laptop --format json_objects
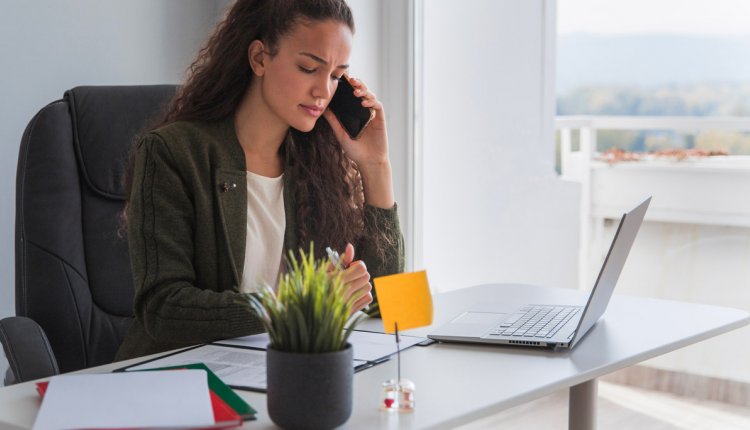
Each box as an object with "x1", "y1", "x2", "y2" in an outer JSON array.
[{"x1": 428, "y1": 196, "x2": 651, "y2": 350}]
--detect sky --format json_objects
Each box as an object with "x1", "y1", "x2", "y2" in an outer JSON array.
[{"x1": 558, "y1": 0, "x2": 750, "y2": 36}]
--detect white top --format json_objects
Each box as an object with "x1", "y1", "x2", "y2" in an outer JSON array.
[{"x1": 239, "y1": 171, "x2": 285, "y2": 293}]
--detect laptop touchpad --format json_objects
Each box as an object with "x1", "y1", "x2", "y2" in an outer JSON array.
[{"x1": 452, "y1": 312, "x2": 506, "y2": 325}]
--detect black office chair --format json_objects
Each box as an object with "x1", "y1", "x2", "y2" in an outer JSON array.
[{"x1": 0, "y1": 85, "x2": 177, "y2": 384}]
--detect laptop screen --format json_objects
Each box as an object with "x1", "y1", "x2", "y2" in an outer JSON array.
[{"x1": 570, "y1": 197, "x2": 651, "y2": 346}]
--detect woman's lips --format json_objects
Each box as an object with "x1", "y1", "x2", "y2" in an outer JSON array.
[{"x1": 300, "y1": 104, "x2": 324, "y2": 117}]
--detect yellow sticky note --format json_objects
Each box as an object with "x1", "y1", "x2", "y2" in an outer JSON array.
[{"x1": 373, "y1": 270, "x2": 433, "y2": 333}]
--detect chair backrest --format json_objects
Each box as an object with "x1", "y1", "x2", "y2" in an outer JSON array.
[{"x1": 15, "y1": 85, "x2": 177, "y2": 373}]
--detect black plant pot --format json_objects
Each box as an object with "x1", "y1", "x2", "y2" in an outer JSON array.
[{"x1": 266, "y1": 343, "x2": 353, "y2": 430}]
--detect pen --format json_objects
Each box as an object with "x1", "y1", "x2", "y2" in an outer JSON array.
[{"x1": 326, "y1": 246, "x2": 342, "y2": 269}]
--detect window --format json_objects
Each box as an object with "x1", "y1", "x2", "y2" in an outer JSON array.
[
  {"x1": 556, "y1": 0, "x2": 750, "y2": 387},
  {"x1": 557, "y1": 0, "x2": 750, "y2": 164}
]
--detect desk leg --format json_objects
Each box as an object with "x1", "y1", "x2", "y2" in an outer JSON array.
[{"x1": 569, "y1": 379, "x2": 597, "y2": 430}]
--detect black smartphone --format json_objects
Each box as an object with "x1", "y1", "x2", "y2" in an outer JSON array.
[{"x1": 328, "y1": 74, "x2": 375, "y2": 140}]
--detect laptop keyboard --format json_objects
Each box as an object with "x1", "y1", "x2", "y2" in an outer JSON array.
[{"x1": 489, "y1": 306, "x2": 581, "y2": 338}]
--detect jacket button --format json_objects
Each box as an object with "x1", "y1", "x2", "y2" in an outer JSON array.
[{"x1": 221, "y1": 182, "x2": 237, "y2": 193}]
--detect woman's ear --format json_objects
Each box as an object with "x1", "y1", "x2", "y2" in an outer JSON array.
[{"x1": 248, "y1": 40, "x2": 267, "y2": 77}]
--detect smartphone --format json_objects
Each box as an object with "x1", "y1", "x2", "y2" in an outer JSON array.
[{"x1": 328, "y1": 74, "x2": 375, "y2": 140}]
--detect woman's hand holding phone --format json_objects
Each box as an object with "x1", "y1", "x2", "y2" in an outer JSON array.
[
  {"x1": 323, "y1": 76, "x2": 395, "y2": 208},
  {"x1": 324, "y1": 76, "x2": 388, "y2": 168}
]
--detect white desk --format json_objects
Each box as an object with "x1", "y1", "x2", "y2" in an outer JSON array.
[{"x1": 1, "y1": 283, "x2": 747, "y2": 430}]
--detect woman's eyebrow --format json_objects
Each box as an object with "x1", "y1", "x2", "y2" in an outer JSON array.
[{"x1": 298, "y1": 52, "x2": 349, "y2": 69}]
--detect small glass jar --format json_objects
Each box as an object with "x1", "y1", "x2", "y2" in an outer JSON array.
[{"x1": 381, "y1": 378, "x2": 415, "y2": 412}]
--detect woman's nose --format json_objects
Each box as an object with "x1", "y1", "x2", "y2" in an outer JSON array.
[{"x1": 312, "y1": 77, "x2": 334, "y2": 100}]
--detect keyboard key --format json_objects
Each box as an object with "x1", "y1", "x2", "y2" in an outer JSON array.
[{"x1": 498, "y1": 313, "x2": 525, "y2": 327}]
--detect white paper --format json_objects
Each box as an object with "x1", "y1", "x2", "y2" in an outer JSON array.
[
  {"x1": 33, "y1": 370, "x2": 214, "y2": 430},
  {"x1": 215, "y1": 330, "x2": 426, "y2": 362},
  {"x1": 127, "y1": 344, "x2": 269, "y2": 390},
  {"x1": 346, "y1": 330, "x2": 426, "y2": 362}
]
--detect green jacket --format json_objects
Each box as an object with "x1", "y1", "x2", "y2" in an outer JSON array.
[{"x1": 116, "y1": 118, "x2": 404, "y2": 361}]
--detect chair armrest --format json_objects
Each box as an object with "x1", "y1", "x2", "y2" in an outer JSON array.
[{"x1": 0, "y1": 316, "x2": 59, "y2": 384}]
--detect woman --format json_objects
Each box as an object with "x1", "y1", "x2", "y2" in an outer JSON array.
[{"x1": 116, "y1": 0, "x2": 404, "y2": 361}]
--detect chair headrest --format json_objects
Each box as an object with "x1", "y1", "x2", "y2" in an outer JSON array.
[{"x1": 65, "y1": 85, "x2": 177, "y2": 199}]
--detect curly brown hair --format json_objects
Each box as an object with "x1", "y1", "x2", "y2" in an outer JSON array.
[{"x1": 126, "y1": 0, "x2": 382, "y2": 260}]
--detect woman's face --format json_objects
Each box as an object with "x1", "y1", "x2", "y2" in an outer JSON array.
[{"x1": 258, "y1": 19, "x2": 353, "y2": 132}]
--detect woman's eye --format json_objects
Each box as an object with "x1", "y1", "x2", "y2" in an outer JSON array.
[{"x1": 298, "y1": 66, "x2": 316, "y2": 74}]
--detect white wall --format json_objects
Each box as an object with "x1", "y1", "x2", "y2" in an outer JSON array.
[
  {"x1": 419, "y1": 0, "x2": 579, "y2": 292},
  {"x1": 346, "y1": 0, "x2": 382, "y2": 91}
]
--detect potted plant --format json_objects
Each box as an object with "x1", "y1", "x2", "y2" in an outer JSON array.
[{"x1": 245, "y1": 244, "x2": 365, "y2": 430}]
